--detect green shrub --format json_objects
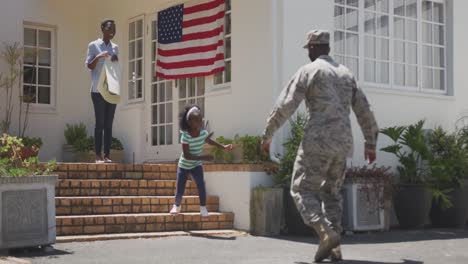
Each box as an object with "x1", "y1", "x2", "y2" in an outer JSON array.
[
  {"x1": 64, "y1": 123, "x2": 87, "y2": 145},
  {"x1": 274, "y1": 113, "x2": 307, "y2": 186},
  {"x1": 21, "y1": 136, "x2": 43, "y2": 148},
  {"x1": 211, "y1": 136, "x2": 234, "y2": 163},
  {"x1": 237, "y1": 135, "x2": 269, "y2": 164}
]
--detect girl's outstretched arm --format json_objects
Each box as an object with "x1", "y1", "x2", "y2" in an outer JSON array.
[
  {"x1": 182, "y1": 143, "x2": 214, "y2": 161},
  {"x1": 206, "y1": 136, "x2": 233, "y2": 151}
]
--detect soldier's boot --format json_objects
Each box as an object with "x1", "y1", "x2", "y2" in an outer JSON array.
[
  {"x1": 312, "y1": 220, "x2": 340, "y2": 263},
  {"x1": 329, "y1": 245, "x2": 343, "y2": 262}
]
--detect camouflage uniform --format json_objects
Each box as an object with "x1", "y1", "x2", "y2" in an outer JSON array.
[{"x1": 262, "y1": 40, "x2": 378, "y2": 233}]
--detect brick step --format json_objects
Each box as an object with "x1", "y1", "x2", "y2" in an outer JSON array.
[
  {"x1": 55, "y1": 196, "x2": 219, "y2": 215},
  {"x1": 55, "y1": 180, "x2": 199, "y2": 196},
  {"x1": 56, "y1": 170, "x2": 178, "y2": 180},
  {"x1": 55, "y1": 163, "x2": 178, "y2": 180},
  {"x1": 56, "y1": 212, "x2": 234, "y2": 236}
]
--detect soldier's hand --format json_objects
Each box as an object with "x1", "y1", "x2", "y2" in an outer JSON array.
[
  {"x1": 365, "y1": 148, "x2": 376, "y2": 164},
  {"x1": 261, "y1": 139, "x2": 271, "y2": 154}
]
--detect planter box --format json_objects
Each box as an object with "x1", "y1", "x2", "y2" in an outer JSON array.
[
  {"x1": 62, "y1": 144, "x2": 124, "y2": 163},
  {"x1": 394, "y1": 184, "x2": 432, "y2": 229},
  {"x1": 342, "y1": 180, "x2": 387, "y2": 232},
  {"x1": 250, "y1": 188, "x2": 283, "y2": 236},
  {"x1": 0, "y1": 175, "x2": 58, "y2": 249},
  {"x1": 430, "y1": 180, "x2": 468, "y2": 228},
  {"x1": 283, "y1": 187, "x2": 315, "y2": 235}
]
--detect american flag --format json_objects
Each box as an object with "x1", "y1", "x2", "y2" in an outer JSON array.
[{"x1": 156, "y1": 0, "x2": 225, "y2": 79}]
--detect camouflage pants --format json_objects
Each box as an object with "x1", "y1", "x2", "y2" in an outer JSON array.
[{"x1": 290, "y1": 147, "x2": 347, "y2": 233}]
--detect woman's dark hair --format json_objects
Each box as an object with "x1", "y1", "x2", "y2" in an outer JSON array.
[
  {"x1": 101, "y1": 19, "x2": 115, "y2": 29},
  {"x1": 179, "y1": 104, "x2": 201, "y2": 131}
]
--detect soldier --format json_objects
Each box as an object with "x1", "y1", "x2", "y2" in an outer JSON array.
[{"x1": 261, "y1": 30, "x2": 378, "y2": 262}]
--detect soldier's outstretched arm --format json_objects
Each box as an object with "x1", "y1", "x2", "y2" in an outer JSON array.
[
  {"x1": 262, "y1": 68, "x2": 307, "y2": 142},
  {"x1": 351, "y1": 78, "x2": 379, "y2": 159}
]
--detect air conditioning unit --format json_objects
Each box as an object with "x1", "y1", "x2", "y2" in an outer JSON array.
[{"x1": 342, "y1": 182, "x2": 385, "y2": 232}]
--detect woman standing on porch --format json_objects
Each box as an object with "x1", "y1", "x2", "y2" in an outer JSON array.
[
  {"x1": 170, "y1": 105, "x2": 232, "y2": 217},
  {"x1": 85, "y1": 20, "x2": 119, "y2": 163}
]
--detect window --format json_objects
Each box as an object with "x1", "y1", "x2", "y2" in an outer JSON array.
[
  {"x1": 213, "y1": 0, "x2": 231, "y2": 86},
  {"x1": 23, "y1": 25, "x2": 55, "y2": 105},
  {"x1": 333, "y1": 0, "x2": 447, "y2": 93},
  {"x1": 178, "y1": 77, "x2": 205, "y2": 117},
  {"x1": 151, "y1": 19, "x2": 174, "y2": 146},
  {"x1": 128, "y1": 17, "x2": 144, "y2": 101},
  {"x1": 394, "y1": 0, "x2": 419, "y2": 87}
]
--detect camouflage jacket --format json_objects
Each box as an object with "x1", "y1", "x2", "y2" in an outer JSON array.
[{"x1": 262, "y1": 55, "x2": 378, "y2": 155}]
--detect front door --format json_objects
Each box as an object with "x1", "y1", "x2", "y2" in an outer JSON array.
[{"x1": 144, "y1": 13, "x2": 206, "y2": 162}]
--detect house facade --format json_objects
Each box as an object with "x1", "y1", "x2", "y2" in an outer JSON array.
[{"x1": 0, "y1": 0, "x2": 466, "y2": 167}]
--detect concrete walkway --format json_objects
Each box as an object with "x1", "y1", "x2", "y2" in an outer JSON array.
[{"x1": 6, "y1": 229, "x2": 468, "y2": 264}]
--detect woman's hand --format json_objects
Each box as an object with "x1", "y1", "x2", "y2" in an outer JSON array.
[{"x1": 97, "y1": 51, "x2": 110, "y2": 59}]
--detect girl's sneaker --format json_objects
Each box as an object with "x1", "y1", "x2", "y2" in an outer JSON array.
[
  {"x1": 200, "y1": 206, "x2": 209, "y2": 217},
  {"x1": 170, "y1": 205, "x2": 181, "y2": 215}
]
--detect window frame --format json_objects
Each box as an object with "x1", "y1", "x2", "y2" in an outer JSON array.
[
  {"x1": 127, "y1": 15, "x2": 146, "y2": 103},
  {"x1": 22, "y1": 23, "x2": 56, "y2": 109},
  {"x1": 333, "y1": 0, "x2": 447, "y2": 95}
]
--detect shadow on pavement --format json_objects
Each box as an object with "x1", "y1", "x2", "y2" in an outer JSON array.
[
  {"x1": 9, "y1": 247, "x2": 72, "y2": 259},
  {"x1": 295, "y1": 259, "x2": 423, "y2": 264},
  {"x1": 188, "y1": 232, "x2": 238, "y2": 241},
  {"x1": 273, "y1": 228, "x2": 468, "y2": 245}
]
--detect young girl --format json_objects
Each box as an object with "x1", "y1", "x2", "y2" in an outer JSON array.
[{"x1": 170, "y1": 105, "x2": 232, "y2": 217}]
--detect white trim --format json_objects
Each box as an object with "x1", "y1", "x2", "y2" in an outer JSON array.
[
  {"x1": 127, "y1": 15, "x2": 146, "y2": 104},
  {"x1": 364, "y1": 85, "x2": 455, "y2": 101},
  {"x1": 22, "y1": 22, "x2": 57, "y2": 111},
  {"x1": 332, "y1": 0, "x2": 448, "y2": 95}
]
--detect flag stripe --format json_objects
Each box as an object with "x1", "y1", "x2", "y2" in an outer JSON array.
[
  {"x1": 157, "y1": 40, "x2": 223, "y2": 57},
  {"x1": 157, "y1": 53, "x2": 224, "y2": 69},
  {"x1": 184, "y1": 0, "x2": 224, "y2": 15},
  {"x1": 183, "y1": 17, "x2": 223, "y2": 34},
  {"x1": 158, "y1": 46, "x2": 224, "y2": 63},
  {"x1": 182, "y1": 26, "x2": 223, "y2": 42},
  {"x1": 184, "y1": 4, "x2": 225, "y2": 22},
  {"x1": 156, "y1": 59, "x2": 225, "y2": 74},
  {"x1": 157, "y1": 66, "x2": 225, "y2": 79},
  {"x1": 158, "y1": 35, "x2": 221, "y2": 51},
  {"x1": 183, "y1": 10, "x2": 225, "y2": 28}
]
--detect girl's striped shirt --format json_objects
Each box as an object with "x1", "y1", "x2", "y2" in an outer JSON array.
[{"x1": 178, "y1": 129, "x2": 209, "y2": 169}]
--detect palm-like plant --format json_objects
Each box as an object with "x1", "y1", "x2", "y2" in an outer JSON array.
[{"x1": 380, "y1": 120, "x2": 431, "y2": 184}]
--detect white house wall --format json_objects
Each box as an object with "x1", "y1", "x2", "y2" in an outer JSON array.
[
  {"x1": 1, "y1": 0, "x2": 467, "y2": 167},
  {"x1": 0, "y1": 0, "x2": 95, "y2": 161}
]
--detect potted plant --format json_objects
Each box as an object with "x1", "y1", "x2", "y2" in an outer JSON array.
[
  {"x1": 344, "y1": 165, "x2": 394, "y2": 231},
  {"x1": 248, "y1": 137, "x2": 281, "y2": 236},
  {"x1": 62, "y1": 123, "x2": 125, "y2": 163},
  {"x1": 62, "y1": 123, "x2": 88, "y2": 161},
  {"x1": 273, "y1": 113, "x2": 315, "y2": 235},
  {"x1": 0, "y1": 134, "x2": 57, "y2": 250},
  {"x1": 427, "y1": 127, "x2": 468, "y2": 227},
  {"x1": 380, "y1": 120, "x2": 433, "y2": 229},
  {"x1": 19, "y1": 136, "x2": 43, "y2": 160},
  {"x1": 250, "y1": 185, "x2": 283, "y2": 236}
]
